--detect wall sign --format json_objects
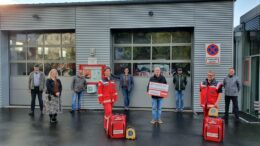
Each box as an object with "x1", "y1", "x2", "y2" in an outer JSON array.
[{"x1": 205, "y1": 43, "x2": 221, "y2": 65}]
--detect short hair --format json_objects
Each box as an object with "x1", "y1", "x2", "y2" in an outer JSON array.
[
  {"x1": 154, "y1": 67, "x2": 161, "y2": 71},
  {"x1": 208, "y1": 70, "x2": 215, "y2": 76},
  {"x1": 34, "y1": 64, "x2": 40, "y2": 68},
  {"x1": 104, "y1": 66, "x2": 111, "y2": 72}
]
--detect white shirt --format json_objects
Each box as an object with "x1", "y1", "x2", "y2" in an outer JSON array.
[{"x1": 33, "y1": 72, "x2": 40, "y2": 87}]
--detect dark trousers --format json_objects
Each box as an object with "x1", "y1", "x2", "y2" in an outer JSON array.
[
  {"x1": 225, "y1": 96, "x2": 239, "y2": 119},
  {"x1": 31, "y1": 87, "x2": 43, "y2": 112}
]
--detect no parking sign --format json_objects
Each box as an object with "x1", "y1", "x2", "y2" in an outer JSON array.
[{"x1": 205, "y1": 43, "x2": 221, "y2": 64}]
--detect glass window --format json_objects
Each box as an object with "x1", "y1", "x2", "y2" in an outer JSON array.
[
  {"x1": 172, "y1": 63, "x2": 191, "y2": 76},
  {"x1": 27, "y1": 47, "x2": 43, "y2": 60},
  {"x1": 114, "y1": 32, "x2": 131, "y2": 44},
  {"x1": 152, "y1": 32, "x2": 171, "y2": 44},
  {"x1": 28, "y1": 33, "x2": 44, "y2": 46},
  {"x1": 133, "y1": 32, "x2": 151, "y2": 44},
  {"x1": 27, "y1": 63, "x2": 43, "y2": 74},
  {"x1": 44, "y1": 33, "x2": 61, "y2": 45},
  {"x1": 44, "y1": 63, "x2": 76, "y2": 76},
  {"x1": 133, "y1": 63, "x2": 150, "y2": 77},
  {"x1": 172, "y1": 31, "x2": 191, "y2": 43},
  {"x1": 9, "y1": 33, "x2": 27, "y2": 46},
  {"x1": 133, "y1": 47, "x2": 150, "y2": 60},
  {"x1": 10, "y1": 63, "x2": 27, "y2": 76},
  {"x1": 152, "y1": 63, "x2": 170, "y2": 77},
  {"x1": 62, "y1": 33, "x2": 75, "y2": 45},
  {"x1": 10, "y1": 47, "x2": 26, "y2": 60},
  {"x1": 114, "y1": 47, "x2": 131, "y2": 60},
  {"x1": 172, "y1": 46, "x2": 191, "y2": 60},
  {"x1": 62, "y1": 47, "x2": 75, "y2": 60},
  {"x1": 114, "y1": 63, "x2": 131, "y2": 75},
  {"x1": 44, "y1": 47, "x2": 61, "y2": 60},
  {"x1": 152, "y1": 46, "x2": 170, "y2": 60}
]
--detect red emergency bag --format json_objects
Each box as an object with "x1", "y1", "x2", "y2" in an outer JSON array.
[
  {"x1": 108, "y1": 114, "x2": 126, "y2": 139},
  {"x1": 203, "y1": 116, "x2": 224, "y2": 142}
]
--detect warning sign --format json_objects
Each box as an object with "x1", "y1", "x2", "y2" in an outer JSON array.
[{"x1": 205, "y1": 43, "x2": 221, "y2": 64}]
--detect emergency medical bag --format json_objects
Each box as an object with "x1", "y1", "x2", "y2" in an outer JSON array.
[{"x1": 108, "y1": 114, "x2": 126, "y2": 138}]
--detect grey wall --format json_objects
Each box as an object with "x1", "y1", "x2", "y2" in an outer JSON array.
[{"x1": 0, "y1": 1, "x2": 234, "y2": 112}]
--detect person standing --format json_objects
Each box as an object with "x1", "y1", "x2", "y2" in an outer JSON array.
[
  {"x1": 70, "y1": 70, "x2": 87, "y2": 113},
  {"x1": 223, "y1": 68, "x2": 241, "y2": 121},
  {"x1": 98, "y1": 67, "x2": 118, "y2": 130},
  {"x1": 173, "y1": 68, "x2": 187, "y2": 112},
  {"x1": 147, "y1": 67, "x2": 167, "y2": 124},
  {"x1": 44, "y1": 69, "x2": 62, "y2": 124},
  {"x1": 200, "y1": 70, "x2": 222, "y2": 118},
  {"x1": 120, "y1": 67, "x2": 134, "y2": 110},
  {"x1": 28, "y1": 64, "x2": 45, "y2": 116}
]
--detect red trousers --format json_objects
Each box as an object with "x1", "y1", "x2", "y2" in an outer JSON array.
[{"x1": 103, "y1": 103, "x2": 113, "y2": 131}]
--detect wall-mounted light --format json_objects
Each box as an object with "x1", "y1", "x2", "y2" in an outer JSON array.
[
  {"x1": 148, "y1": 11, "x2": 154, "y2": 17},
  {"x1": 90, "y1": 48, "x2": 96, "y2": 57},
  {"x1": 32, "y1": 14, "x2": 40, "y2": 20}
]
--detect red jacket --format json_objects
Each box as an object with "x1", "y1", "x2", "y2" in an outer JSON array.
[
  {"x1": 98, "y1": 77, "x2": 118, "y2": 104},
  {"x1": 200, "y1": 79, "x2": 222, "y2": 107}
]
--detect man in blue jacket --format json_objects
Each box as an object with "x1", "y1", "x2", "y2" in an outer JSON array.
[{"x1": 120, "y1": 67, "x2": 134, "y2": 110}]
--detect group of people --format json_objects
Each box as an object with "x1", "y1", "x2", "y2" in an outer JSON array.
[{"x1": 28, "y1": 64, "x2": 241, "y2": 125}]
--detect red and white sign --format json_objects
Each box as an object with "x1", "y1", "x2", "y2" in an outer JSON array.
[
  {"x1": 148, "y1": 82, "x2": 169, "y2": 98},
  {"x1": 205, "y1": 43, "x2": 221, "y2": 64}
]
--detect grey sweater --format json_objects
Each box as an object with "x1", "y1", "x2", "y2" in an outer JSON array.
[
  {"x1": 223, "y1": 75, "x2": 241, "y2": 96},
  {"x1": 71, "y1": 76, "x2": 87, "y2": 93}
]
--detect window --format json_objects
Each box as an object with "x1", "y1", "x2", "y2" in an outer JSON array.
[
  {"x1": 113, "y1": 30, "x2": 192, "y2": 77},
  {"x1": 10, "y1": 32, "x2": 76, "y2": 76}
]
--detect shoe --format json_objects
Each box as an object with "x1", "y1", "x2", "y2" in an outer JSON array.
[
  {"x1": 124, "y1": 107, "x2": 129, "y2": 111},
  {"x1": 180, "y1": 109, "x2": 184, "y2": 112},
  {"x1": 150, "y1": 120, "x2": 156, "y2": 124},
  {"x1": 70, "y1": 110, "x2": 75, "y2": 114},
  {"x1": 158, "y1": 119, "x2": 163, "y2": 124},
  {"x1": 77, "y1": 109, "x2": 81, "y2": 112},
  {"x1": 28, "y1": 111, "x2": 34, "y2": 116}
]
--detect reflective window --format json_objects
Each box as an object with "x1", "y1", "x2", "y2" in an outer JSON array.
[
  {"x1": 114, "y1": 47, "x2": 131, "y2": 60},
  {"x1": 133, "y1": 63, "x2": 151, "y2": 77},
  {"x1": 113, "y1": 30, "x2": 192, "y2": 76},
  {"x1": 114, "y1": 63, "x2": 131, "y2": 75},
  {"x1": 133, "y1": 47, "x2": 150, "y2": 60},
  {"x1": 152, "y1": 46, "x2": 170, "y2": 60},
  {"x1": 172, "y1": 46, "x2": 191, "y2": 60},
  {"x1": 172, "y1": 31, "x2": 191, "y2": 43},
  {"x1": 114, "y1": 32, "x2": 131, "y2": 44},
  {"x1": 10, "y1": 32, "x2": 76, "y2": 76},
  {"x1": 10, "y1": 47, "x2": 27, "y2": 60},
  {"x1": 133, "y1": 32, "x2": 151, "y2": 44},
  {"x1": 10, "y1": 63, "x2": 26, "y2": 76},
  {"x1": 152, "y1": 32, "x2": 171, "y2": 44}
]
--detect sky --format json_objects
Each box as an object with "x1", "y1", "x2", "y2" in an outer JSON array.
[{"x1": 0, "y1": 0, "x2": 259, "y2": 27}]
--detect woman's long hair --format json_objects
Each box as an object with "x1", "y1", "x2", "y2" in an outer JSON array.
[{"x1": 48, "y1": 69, "x2": 59, "y2": 79}]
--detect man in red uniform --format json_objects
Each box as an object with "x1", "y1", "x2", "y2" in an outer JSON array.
[
  {"x1": 200, "y1": 70, "x2": 222, "y2": 117},
  {"x1": 200, "y1": 70, "x2": 222, "y2": 136},
  {"x1": 98, "y1": 67, "x2": 118, "y2": 131}
]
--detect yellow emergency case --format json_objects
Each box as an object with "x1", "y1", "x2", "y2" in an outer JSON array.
[
  {"x1": 208, "y1": 107, "x2": 219, "y2": 117},
  {"x1": 126, "y1": 127, "x2": 136, "y2": 140}
]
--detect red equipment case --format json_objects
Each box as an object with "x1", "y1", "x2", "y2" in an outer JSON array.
[
  {"x1": 108, "y1": 114, "x2": 126, "y2": 139},
  {"x1": 203, "y1": 116, "x2": 224, "y2": 142}
]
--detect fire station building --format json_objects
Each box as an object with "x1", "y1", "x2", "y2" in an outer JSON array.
[{"x1": 0, "y1": 0, "x2": 234, "y2": 112}]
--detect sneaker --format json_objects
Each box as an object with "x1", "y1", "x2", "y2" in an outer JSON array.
[
  {"x1": 150, "y1": 120, "x2": 156, "y2": 124},
  {"x1": 158, "y1": 119, "x2": 163, "y2": 124},
  {"x1": 70, "y1": 110, "x2": 75, "y2": 114},
  {"x1": 28, "y1": 111, "x2": 34, "y2": 116},
  {"x1": 124, "y1": 107, "x2": 129, "y2": 111}
]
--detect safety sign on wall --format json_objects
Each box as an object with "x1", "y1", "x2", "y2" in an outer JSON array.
[{"x1": 205, "y1": 43, "x2": 221, "y2": 65}]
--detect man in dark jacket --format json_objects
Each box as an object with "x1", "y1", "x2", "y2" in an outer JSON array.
[
  {"x1": 147, "y1": 67, "x2": 167, "y2": 124},
  {"x1": 223, "y1": 68, "x2": 241, "y2": 121},
  {"x1": 173, "y1": 68, "x2": 187, "y2": 112}
]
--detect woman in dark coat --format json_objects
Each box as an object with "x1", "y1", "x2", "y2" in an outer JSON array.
[{"x1": 44, "y1": 69, "x2": 62, "y2": 123}]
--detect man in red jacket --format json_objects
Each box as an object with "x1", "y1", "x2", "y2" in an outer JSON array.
[
  {"x1": 200, "y1": 70, "x2": 222, "y2": 117},
  {"x1": 98, "y1": 67, "x2": 118, "y2": 131}
]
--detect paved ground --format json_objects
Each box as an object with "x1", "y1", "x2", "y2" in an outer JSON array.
[{"x1": 0, "y1": 108, "x2": 260, "y2": 146}]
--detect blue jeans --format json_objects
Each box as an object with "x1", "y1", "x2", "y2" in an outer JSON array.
[
  {"x1": 176, "y1": 90, "x2": 184, "y2": 110},
  {"x1": 152, "y1": 98, "x2": 163, "y2": 120},
  {"x1": 72, "y1": 91, "x2": 82, "y2": 111},
  {"x1": 122, "y1": 88, "x2": 130, "y2": 107}
]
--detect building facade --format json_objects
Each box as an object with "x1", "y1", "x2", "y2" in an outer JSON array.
[
  {"x1": 0, "y1": 0, "x2": 234, "y2": 112},
  {"x1": 234, "y1": 4, "x2": 260, "y2": 118}
]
